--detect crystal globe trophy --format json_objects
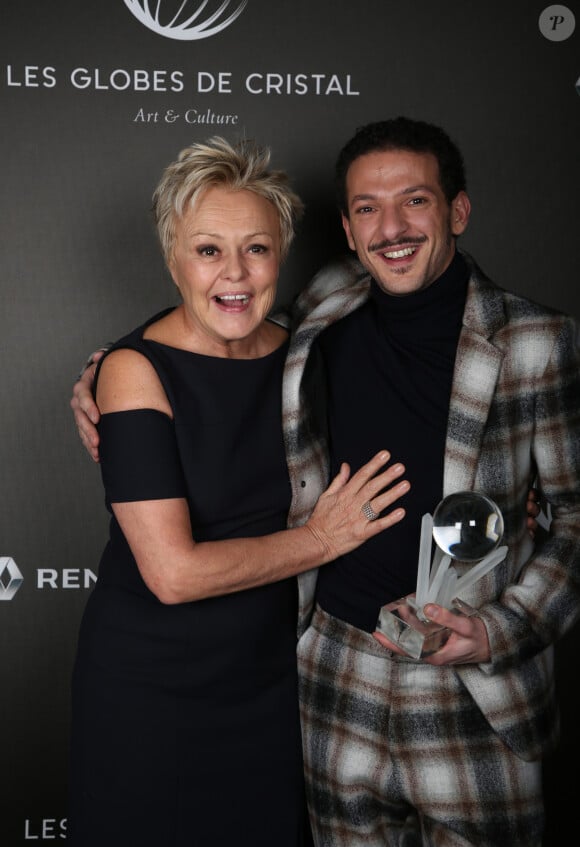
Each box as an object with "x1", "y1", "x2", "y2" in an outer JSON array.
[{"x1": 376, "y1": 492, "x2": 507, "y2": 659}]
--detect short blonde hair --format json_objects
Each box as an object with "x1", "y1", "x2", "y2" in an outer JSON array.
[{"x1": 153, "y1": 136, "x2": 304, "y2": 263}]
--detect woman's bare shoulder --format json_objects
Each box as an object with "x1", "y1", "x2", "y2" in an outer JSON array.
[{"x1": 97, "y1": 348, "x2": 171, "y2": 416}]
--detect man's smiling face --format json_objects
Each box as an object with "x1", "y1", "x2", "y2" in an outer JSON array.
[{"x1": 342, "y1": 148, "x2": 470, "y2": 296}]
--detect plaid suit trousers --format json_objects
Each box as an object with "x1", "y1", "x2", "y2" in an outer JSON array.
[{"x1": 298, "y1": 606, "x2": 543, "y2": 847}]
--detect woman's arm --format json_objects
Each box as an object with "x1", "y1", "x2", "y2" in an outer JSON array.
[
  {"x1": 113, "y1": 456, "x2": 408, "y2": 604},
  {"x1": 98, "y1": 349, "x2": 410, "y2": 604},
  {"x1": 73, "y1": 346, "x2": 543, "y2": 543}
]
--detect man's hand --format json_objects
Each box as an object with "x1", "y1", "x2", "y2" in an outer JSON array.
[
  {"x1": 70, "y1": 350, "x2": 105, "y2": 462},
  {"x1": 374, "y1": 602, "x2": 491, "y2": 664}
]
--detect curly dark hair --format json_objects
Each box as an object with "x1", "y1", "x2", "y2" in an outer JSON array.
[{"x1": 335, "y1": 116, "x2": 467, "y2": 215}]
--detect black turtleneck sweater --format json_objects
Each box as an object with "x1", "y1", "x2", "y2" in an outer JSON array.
[{"x1": 315, "y1": 252, "x2": 469, "y2": 631}]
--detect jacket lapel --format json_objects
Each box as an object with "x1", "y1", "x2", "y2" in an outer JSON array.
[{"x1": 444, "y1": 268, "x2": 506, "y2": 496}]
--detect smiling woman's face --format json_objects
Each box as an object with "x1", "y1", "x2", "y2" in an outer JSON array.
[{"x1": 169, "y1": 185, "x2": 281, "y2": 353}]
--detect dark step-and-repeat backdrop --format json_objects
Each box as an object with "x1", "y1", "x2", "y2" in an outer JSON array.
[{"x1": 1, "y1": 2, "x2": 578, "y2": 844}]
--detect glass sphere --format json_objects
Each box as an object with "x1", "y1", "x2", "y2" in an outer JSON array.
[{"x1": 432, "y1": 492, "x2": 504, "y2": 562}]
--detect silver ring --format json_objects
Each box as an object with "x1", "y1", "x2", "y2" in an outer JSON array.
[{"x1": 361, "y1": 500, "x2": 379, "y2": 522}]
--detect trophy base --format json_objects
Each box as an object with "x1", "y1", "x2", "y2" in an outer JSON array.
[{"x1": 376, "y1": 596, "x2": 477, "y2": 660}]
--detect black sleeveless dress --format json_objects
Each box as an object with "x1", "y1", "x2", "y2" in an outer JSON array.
[{"x1": 68, "y1": 312, "x2": 312, "y2": 846}]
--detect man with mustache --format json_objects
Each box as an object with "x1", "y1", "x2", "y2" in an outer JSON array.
[{"x1": 281, "y1": 117, "x2": 580, "y2": 846}]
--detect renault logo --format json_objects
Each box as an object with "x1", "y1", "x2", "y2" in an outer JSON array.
[
  {"x1": 124, "y1": 0, "x2": 248, "y2": 41},
  {"x1": 0, "y1": 557, "x2": 24, "y2": 601}
]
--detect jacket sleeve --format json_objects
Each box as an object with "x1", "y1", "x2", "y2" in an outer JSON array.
[{"x1": 479, "y1": 315, "x2": 580, "y2": 673}]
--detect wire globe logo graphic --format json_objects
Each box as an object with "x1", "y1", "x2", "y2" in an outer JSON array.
[{"x1": 124, "y1": 0, "x2": 248, "y2": 41}]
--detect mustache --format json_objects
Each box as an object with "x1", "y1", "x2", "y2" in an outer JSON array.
[{"x1": 370, "y1": 236, "x2": 427, "y2": 252}]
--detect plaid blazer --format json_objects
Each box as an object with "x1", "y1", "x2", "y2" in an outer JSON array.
[{"x1": 281, "y1": 250, "x2": 580, "y2": 760}]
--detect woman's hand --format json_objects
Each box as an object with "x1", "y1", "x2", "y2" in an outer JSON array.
[{"x1": 305, "y1": 451, "x2": 410, "y2": 563}]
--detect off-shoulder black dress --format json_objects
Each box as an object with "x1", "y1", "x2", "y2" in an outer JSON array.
[{"x1": 68, "y1": 312, "x2": 312, "y2": 846}]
